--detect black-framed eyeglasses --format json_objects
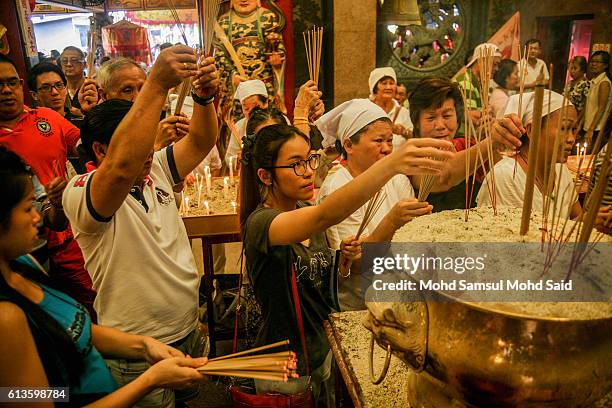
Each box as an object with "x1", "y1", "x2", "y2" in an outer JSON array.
[
  {"x1": 60, "y1": 58, "x2": 84, "y2": 65},
  {"x1": 589, "y1": 59, "x2": 606, "y2": 64},
  {"x1": 0, "y1": 78, "x2": 22, "y2": 90},
  {"x1": 37, "y1": 82, "x2": 66, "y2": 93},
  {"x1": 265, "y1": 154, "x2": 320, "y2": 176}
]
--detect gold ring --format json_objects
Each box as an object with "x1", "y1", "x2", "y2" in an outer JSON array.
[
  {"x1": 183, "y1": 62, "x2": 187, "y2": 70},
  {"x1": 369, "y1": 333, "x2": 392, "y2": 385}
]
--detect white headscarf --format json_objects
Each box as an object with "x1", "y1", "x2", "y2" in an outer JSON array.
[
  {"x1": 368, "y1": 67, "x2": 397, "y2": 98},
  {"x1": 315, "y1": 99, "x2": 388, "y2": 148},
  {"x1": 234, "y1": 79, "x2": 268, "y2": 103},
  {"x1": 467, "y1": 43, "x2": 502, "y2": 67},
  {"x1": 504, "y1": 90, "x2": 573, "y2": 127}
]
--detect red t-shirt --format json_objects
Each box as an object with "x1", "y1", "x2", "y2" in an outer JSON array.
[{"x1": 0, "y1": 106, "x2": 81, "y2": 248}]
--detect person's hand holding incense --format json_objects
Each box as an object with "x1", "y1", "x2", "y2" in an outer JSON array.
[
  {"x1": 142, "y1": 337, "x2": 185, "y2": 364},
  {"x1": 391, "y1": 137, "x2": 454, "y2": 175},
  {"x1": 340, "y1": 235, "x2": 363, "y2": 263},
  {"x1": 143, "y1": 356, "x2": 208, "y2": 390},
  {"x1": 149, "y1": 45, "x2": 198, "y2": 92},
  {"x1": 491, "y1": 113, "x2": 525, "y2": 151},
  {"x1": 387, "y1": 199, "x2": 432, "y2": 229},
  {"x1": 309, "y1": 99, "x2": 325, "y2": 122},
  {"x1": 78, "y1": 78, "x2": 99, "y2": 113},
  {"x1": 294, "y1": 80, "x2": 321, "y2": 118},
  {"x1": 45, "y1": 177, "x2": 68, "y2": 209},
  {"x1": 192, "y1": 56, "x2": 219, "y2": 99},
  {"x1": 155, "y1": 114, "x2": 190, "y2": 150},
  {"x1": 468, "y1": 109, "x2": 483, "y2": 127}
]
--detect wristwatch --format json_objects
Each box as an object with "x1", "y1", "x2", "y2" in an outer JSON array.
[{"x1": 191, "y1": 92, "x2": 215, "y2": 106}]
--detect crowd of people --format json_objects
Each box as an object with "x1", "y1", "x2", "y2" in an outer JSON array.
[{"x1": 0, "y1": 28, "x2": 611, "y2": 408}]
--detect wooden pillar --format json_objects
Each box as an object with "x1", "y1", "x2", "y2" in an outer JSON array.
[
  {"x1": 0, "y1": 0, "x2": 37, "y2": 105},
  {"x1": 333, "y1": 0, "x2": 377, "y2": 105}
]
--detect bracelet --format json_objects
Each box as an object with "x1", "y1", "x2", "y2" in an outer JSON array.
[
  {"x1": 293, "y1": 116, "x2": 308, "y2": 121},
  {"x1": 191, "y1": 92, "x2": 215, "y2": 106}
]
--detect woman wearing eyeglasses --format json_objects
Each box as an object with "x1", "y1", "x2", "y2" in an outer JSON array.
[{"x1": 239, "y1": 121, "x2": 453, "y2": 405}]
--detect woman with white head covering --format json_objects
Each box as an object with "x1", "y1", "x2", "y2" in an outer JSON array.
[
  {"x1": 316, "y1": 99, "x2": 436, "y2": 310},
  {"x1": 225, "y1": 79, "x2": 270, "y2": 166},
  {"x1": 368, "y1": 67, "x2": 414, "y2": 151},
  {"x1": 477, "y1": 90, "x2": 582, "y2": 220}
]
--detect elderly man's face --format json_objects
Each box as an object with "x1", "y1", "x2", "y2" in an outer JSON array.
[
  {"x1": 103, "y1": 65, "x2": 146, "y2": 102},
  {"x1": 395, "y1": 85, "x2": 407, "y2": 104},
  {"x1": 60, "y1": 49, "x2": 85, "y2": 78},
  {"x1": 0, "y1": 62, "x2": 24, "y2": 121}
]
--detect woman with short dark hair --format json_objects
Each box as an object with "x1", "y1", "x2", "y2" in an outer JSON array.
[
  {"x1": 564, "y1": 56, "x2": 590, "y2": 118},
  {"x1": 491, "y1": 59, "x2": 518, "y2": 118}
]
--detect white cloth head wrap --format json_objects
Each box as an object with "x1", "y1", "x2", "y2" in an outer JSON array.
[
  {"x1": 504, "y1": 90, "x2": 573, "y2": 127},
  {"x1": 368, "y1": 67, "x2": 397, "y2": 97},
  {"x1": 467, "y1": 43, "x2": 502, "y2": 67},
  {"x1": 233, "y1": 79, "x2": 268, "y2": 103},
  {"x1": 315, "y1": 99, "x2": 388, "y2": 148}
]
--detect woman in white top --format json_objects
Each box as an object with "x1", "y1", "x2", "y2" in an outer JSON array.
[
  {"x1": 478, "y1": 91, "x2": 582, "y2": 220},
  {"x1": 583, "y1": 51, "x2": 611, "y2": 145},
  {"x1": 491, "y1": 59, "x2": 518, "y2": 119},
  {"x1": 368, "y1": 67, "x2": 413, "y2": 150}
]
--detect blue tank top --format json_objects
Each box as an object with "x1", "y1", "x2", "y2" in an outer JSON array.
[{"x1": 16, "y1": 256, "x2": 117, "y2": 396}]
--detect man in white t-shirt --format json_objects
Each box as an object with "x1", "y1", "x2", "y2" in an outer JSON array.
[
  {"x1": 518, "y1": 39, "x2": 550, "y2": 91},
  {"x1": 315, "y1": 99, "x2": 432, "y2": 311},
  {"x1": 63, "y1": 45, "x2": 219, "y2": 407},
  {"x1": 368, "y1": 67, "x2": 414, "y2": 151},
  {"x1": 225, "y1": 79, "x2": 268, "y2": 166}
]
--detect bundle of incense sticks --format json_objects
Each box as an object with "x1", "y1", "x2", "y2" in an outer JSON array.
[
  {"x1": 303, "y1": 26, "x2": 323, "y2": 86},
  {"x1": 197, "y1": 340, "x2": 299, "y2": 382},
  {"x1": 475, "y1": 46, "x2": 498, "y2": 214},
  {"x1": 341, "y1": 191, "x2": 386, "y2": 272},
  {"x1": 167, "y1": 0, "x2": 189, "y2": 45},
  {"x1": 417, "y1": 152, "x2": 450, "y2": 203},
  {"x1": 174, "y1": 79, "x2": 192, "y2": 115},
  {"x1": 202, "y1": 0, "x2": 221, "y2": 56},
  {"x1": 86, "y1": 16, "x2": 96, "y2": 79}
]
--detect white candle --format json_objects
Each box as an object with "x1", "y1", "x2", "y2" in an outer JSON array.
[
  {"x1": 206, "y1": 174, "x2": 211, "y2": 196},
  {"x1": 184, "y1": 196, "x2": 190, "y2": 216},
  {"x1": 231, "y1": 200, "x2": 237, "y2": 213},
  {"x1": 204, "y1": 200, "x2": 210, "y2": 215},
  {"x1": 204, "y1": 165, "x2": 210, "y2": 177},
  {"x1": 197, "y1": 183, "x2": 203, "y2": 208},
  {"x1": 223, "y1": 176, "x2": 229, "y2": 199},
  {"x1": 229, "y1": 156, "x2": 234, "y2": 185}
]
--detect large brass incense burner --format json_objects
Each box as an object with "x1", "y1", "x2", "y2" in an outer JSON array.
[{"x1": 364, "y1": 290, "x2": 612, "y2": 407}]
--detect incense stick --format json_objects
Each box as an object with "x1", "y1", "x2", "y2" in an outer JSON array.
[
  {"x1": 303, "y1": 27, "x2": 323, "y2": 86},
  {"x1": 202, "y1": 0, "x2": 221, "y2": 56},
  {"x1": 167, "y1": 0, "x2": 188, "y2": 45},
  {"x1": 520, "y1": 71, "x2": 546, "y2": 235},
  {"x1": 86, "y1": 17, "x2": 96, "y2": 79}
]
